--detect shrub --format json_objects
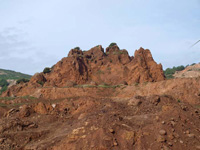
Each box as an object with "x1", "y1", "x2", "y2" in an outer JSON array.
[
  {"x1": 109, "y1": 42, "x2": 117, "y2": 47},
  {"x1": 0, "y1": 79, "x2": 9, "y2": 87},
  {"x1": 191, "y1": 63, "x2": 196, "y2": 66},
  {"x1": 37, "y1": 81, "x2": 44, "y2": 86},
  {"x1": 43, "y1": 67, "x2": 51, "y2": 74},
  {"x1": 74, "y1": 47, "x2": 80, "y2": 50},
  {"x1": 0, "y1": 86, "x2": 7, "y2": 94},
  {"x1": 164, "y1": 65, "x2": 185, "y2": 79},
  {"x1": 16, "y1": 78, "x2": 30, "y2": 84}
]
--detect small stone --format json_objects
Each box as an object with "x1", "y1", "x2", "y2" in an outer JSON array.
[
  {"x1": 187, "y1": 134, "x2": 195, "y2": 138},
  {"x1": 159, "y1": 130, "x2": 167, "y2": 135},
  {"x1": 155, "y1": 116, "x2": 159, "y2": 121},
  {"x1": 168, "y1": 134, "x2": 175, "y2": 140},
  {"x1": 181, "y1": 105, "x2": 187, "y2": 111},
  {"x1": 168, "y1": 142, "x2": 173, "y2": 146},
  {"x1": 85, "y1": 122, "x2": 89, "y2": 126},
  {"x1": 172, "y1": 129, "x2": 175, "y2": 132},
  {"x1": 109, "y1": 128, "x2": 115, "y2": 133},
  {"x1": 150, "y1": 96, "x2": 160, "y2": 105},
  {"x1": 162, "y1": 121, "x2": 165, "y2": 124},
  {"x1": 157, "y1": 135, "x2": 166, "y2": 142},
  {"x1": 180, "y1": 140, "x2": 183, "y2": 144},
  {"x1": 128, "y1": 98, "x2": 142, "y2": 106},
  {"x1": 51, "y1": 103, "x2": 56, "y2": 108},
  {"x1": 174, "y1": 133, "x2": 180, "y2": 138},
  {"x1": 186, "y1": 130, "x2": 190, "y2": 134},
  {"x1": 170, "y1": 121, "x2": 176, "y2": 127},
  {"x1": 0, "y1": 138, "x2": 5, "y2": 144},
  {"x1": 113, "y1": 141, "x2": 118, "y2": 146},
  {"x1": 19, "y1": 105, "x2": 31, "y2": 117}
]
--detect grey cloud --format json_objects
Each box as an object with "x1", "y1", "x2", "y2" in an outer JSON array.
[{"x1": 0, "y1": 27, "x2": 58, "y2": 75}]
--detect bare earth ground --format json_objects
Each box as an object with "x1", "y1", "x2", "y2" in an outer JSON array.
[{"x1": 0, "y1": 80, "x2": 200, "y2": 150}]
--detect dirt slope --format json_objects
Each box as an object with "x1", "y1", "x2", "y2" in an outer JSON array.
[{"x1": 0, "y1": 94, "x2": 199, "y2": 150}]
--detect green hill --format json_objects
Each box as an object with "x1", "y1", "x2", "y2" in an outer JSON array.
[
  {"x1": 0, "y1": 68, "x2": 32, "y2": 94},
  {"x1": 0, "y1": 69, "x2": 31, "y2": 80}
]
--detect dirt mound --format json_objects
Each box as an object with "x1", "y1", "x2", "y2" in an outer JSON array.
[{"x1": 0, "y1": 95, "x2": 199, "y2": 150}]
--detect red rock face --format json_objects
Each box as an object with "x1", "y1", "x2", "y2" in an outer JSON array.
[
  {"x1": 2, "y1": 45, "x2": 165, "y2": 97},
  {"x1": 44, "y1": 45, "x2": 164, "y2": 86}
]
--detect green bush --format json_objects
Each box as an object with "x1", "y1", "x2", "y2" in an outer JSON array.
[
  {"x1": 74, "y1": 47, "x2": 80, "y2": 50},
  {"x1": 0, "y1": 86, "x2": 7, "y2": 94},
  {"x1": 0, "y1": 79, "x2": 9, "y2": 87},
  {"x1": 37, "y1": 81, "x2": 44, "y2": 86},
  {"x1": 43, "y1": 67, "x2": 51, "y2": 74},
  {"x1": 164, "y1": 65, "x2": 185, "y2": 79},
  {"x1": 191, "y1": 63, "x2": 196, "y2": 66},
  {"x1": 109, "y1": 42, "x2": 117, "y2": 47},
  {"x1": 16, "y1": 78, "x2": 30, "y2": 84}
]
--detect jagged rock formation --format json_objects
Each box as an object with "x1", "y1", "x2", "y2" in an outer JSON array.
[
  {"x1": 46, "y1": 45, "x2": 164, "y2": 86},
  {"x1": 2, "y1": 45, "x2": 165, "y2": 97}
]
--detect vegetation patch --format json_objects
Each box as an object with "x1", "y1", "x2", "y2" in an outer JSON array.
[
  {"x1": 74, "y1": 84, "x2": 96, "y2": 88},
  {"x1": 109, "y1": 42, "x2": 117, "y2": 47},
  {"x1": 164, "y1": 65, "x2": 185, "y2": 79},
  {"x1": 37, "y1": 81, "x2": 44, "y2": 86},
  {"x1": 0, "y1": 79, "x2": 9, "y2": 94},
  {"x1": 16, "y1": 78, "x2": 30, "y2": 84},
  {"x1": 96, "y1": 70, "x2": 104, "y2": 75},
  {"x1": 98, "y1": 84, "x2": 121, "y2": 89},
  {"x1": 43, "y1": 67, "x2": 51, "y2": 74},
  {"x1": 0, "y1": 97, "x2": 16, "y2": 101},
  {"x1": 195, "y1": 105, "x2": 200, "y2": 109},
  {"x1": 74, "y1": 47, "x2": 80, "y2": 50}
]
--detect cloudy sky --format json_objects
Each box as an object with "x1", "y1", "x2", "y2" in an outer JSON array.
[{"x1": 0, "y1": 0, "x2": 199, "y2": 75}]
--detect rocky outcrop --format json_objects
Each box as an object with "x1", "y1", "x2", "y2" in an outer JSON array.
[
  {"x1": 2, "y1": 45, "x2": 165, "y2": 97},
  {"x1": 43, "y1": 45, "x2": 164, "y2": 86}
]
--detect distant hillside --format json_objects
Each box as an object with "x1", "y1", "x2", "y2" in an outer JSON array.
[
  {"x1": 0, "y1": 69, "x2": 31, "y2": 94},
  {"x1": 164, "y1": 63, "x2": 198, "y2": 79},
  {"x1": 164, "y1": 65, "x2": 185, "y2": 79},
  {"x1": 0, "y1": 69, "x2": 31, "y2": 80},
  {"x1": 174, "y1": 63, "x2": 200, "y2": 78}
]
